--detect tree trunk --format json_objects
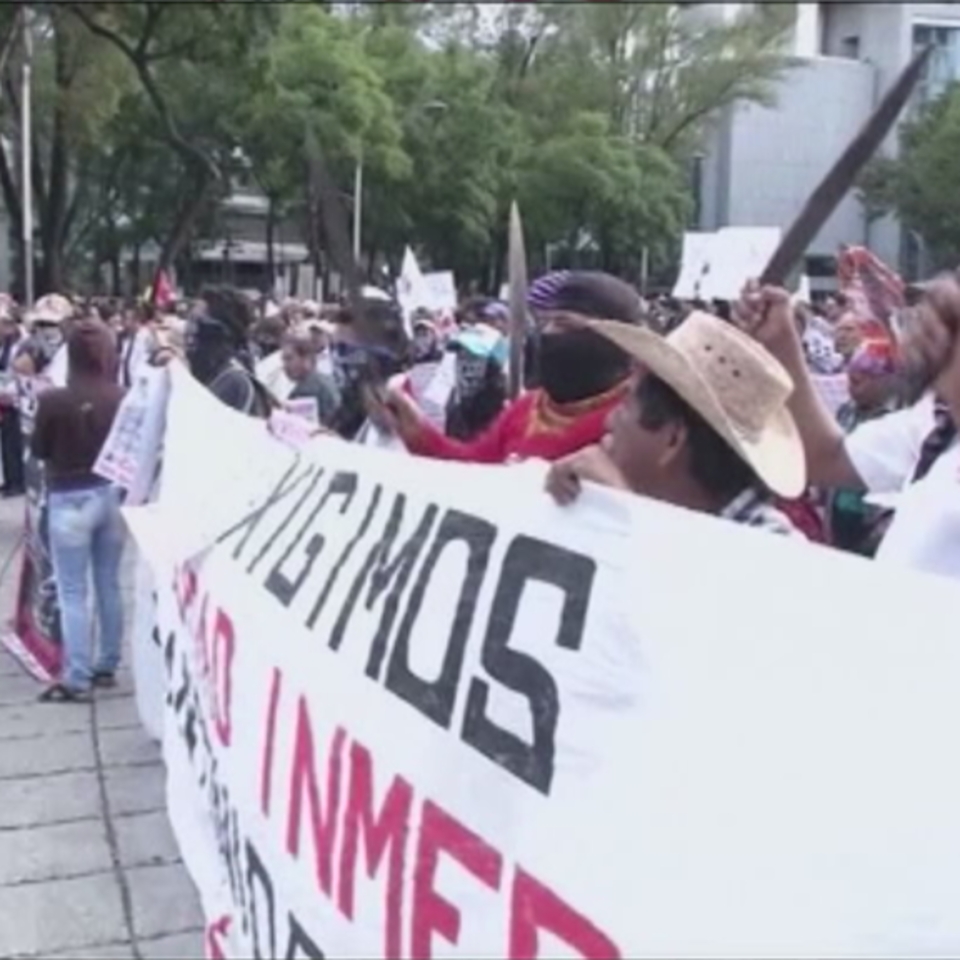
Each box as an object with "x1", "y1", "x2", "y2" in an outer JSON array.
[
  {"x1": 151, "y1": 169, "x2": 211, "y2": 303},
  {"x1": 38, "y1": 13, "x2": 75, "y2": 295}
]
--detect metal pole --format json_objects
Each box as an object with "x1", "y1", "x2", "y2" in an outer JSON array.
[
  {"x1": 640, "y1": 245, "x2": 649, "y2": 297},
  {"x1": 352, "y1": 152, "x2": 363, "y2": 265},
  {"x1": 20, "y1": 8, "x2": 33, "y2": 306}
]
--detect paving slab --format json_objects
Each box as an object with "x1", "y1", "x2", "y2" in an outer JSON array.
[
  {"x1": 43, "y1": 943, "x2": 134, "y2": 960},
  {"x1": 95, "y1": 693, "x2": 143, "y2": 731},
  {"x1": 0, "y1": 729, "x2": 95, "y2": 779},
  {"x1": 127, "y1": 862, "x2": 205, "y2": 941},
  {"x1": 140, "y1": 929, "x2": 206, "y2": 959},
  {"x1": 0, "y1": 700, "x2": 95, "y2": 740},
  {"x1": 0, "y1": 669, "x2": 47, "y2": 707},
  {"x1": 98, "y1": 724, "x2": 163, "y2": 768},
  {"x1": 114, "y1": 810, "x2": 181, "y2": 869},
  {"x1": 0, "y1": 818, "x2": 112, "y2": 886},
  {"x1": 0, "y1": 769, "x2": 101, "y2": 830},
  {"x1": 0, "y1": 871, "x2": 125, "y2": 957},
  {"x1": 103, "y1": 763, "x2": 168, "y2": 817}
]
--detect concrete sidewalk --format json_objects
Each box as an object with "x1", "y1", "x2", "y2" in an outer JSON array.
[{"x1": 0, "y1": 497, "x2": 204, "y2": 959}]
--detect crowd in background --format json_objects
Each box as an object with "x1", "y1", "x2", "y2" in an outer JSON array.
[{"x1": 7, "y1": 255, "x2": 960, "y2": 701}]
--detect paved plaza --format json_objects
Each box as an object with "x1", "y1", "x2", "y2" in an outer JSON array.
[{"x1": 0, "y1": 497, "x2": 203, "y2": 959}]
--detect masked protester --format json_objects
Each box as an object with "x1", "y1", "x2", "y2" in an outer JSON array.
[
  {"x1": 186, "y1": 286, "x2": 272, "y2": 417},
  {"x1": 372, "y1": 271, "x2": 642, "y2": 463},
  {"x1": 14, "y1": 294, "x2": 74, "y2": 380},
  {"x1": 330, "y1": 297, "x2": 408, "y2": 440},
  {"x1": 445, "y1": 327, "x2": 508, "y2": 441}
]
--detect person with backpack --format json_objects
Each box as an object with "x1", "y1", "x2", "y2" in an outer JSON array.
[{"x1": 185, "y1": 285, "x2": 273, "y2": 418}]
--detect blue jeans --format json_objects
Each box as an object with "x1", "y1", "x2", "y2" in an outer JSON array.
[{"x1": 48, "y1": 484, "x2": 126, "y2": 691}]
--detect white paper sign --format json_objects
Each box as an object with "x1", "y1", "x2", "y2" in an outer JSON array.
[
  {"x1": 422, "y1": 270, "x2": 457, "y2": 311},
  {"x1": 94, "y1": 366, "x2": 169, "y2": 503},
  {"x1": 672, "y1": 231, "x2": 717, "y2": 300},
  {"x1": 126, "y1": 367, "x2": 960, "y2": 959},
  {"x1": 699, "y1": 226, "x2": 782, "y2": 302}
]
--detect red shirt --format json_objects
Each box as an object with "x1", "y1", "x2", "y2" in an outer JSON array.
[{"x1": 406, "y1": 384, "x2": 627, "y2": 464}]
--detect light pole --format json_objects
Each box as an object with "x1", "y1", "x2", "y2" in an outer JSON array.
[
  {"x1": 20, "y1": 7, "x2": 33, "y2": 306},
  {"x1": 351, "y1": 99, "x2": 447, "y2": 265}
]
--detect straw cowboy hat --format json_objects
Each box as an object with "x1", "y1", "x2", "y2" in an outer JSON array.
[
  {"x1": 590, "y1": 310, "x2": 806, "y2": 498},
  {"x1": 25, "y1": 294, "x2": 73, "y2": 326}
]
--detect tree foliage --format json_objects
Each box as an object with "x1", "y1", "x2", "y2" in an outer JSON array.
[
  {"x1": 0, "y1": 0, "x2": 792, "y2": 295},
  {"x1": 858, "y1": 83, "x2": 960, "y2": 271}
]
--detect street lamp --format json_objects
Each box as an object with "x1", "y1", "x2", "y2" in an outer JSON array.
[{"x1": 352, "y1": 99, "x2": 448, "y2": 263}]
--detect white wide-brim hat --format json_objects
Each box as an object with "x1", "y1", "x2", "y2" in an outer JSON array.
[{"x1": 591, "y1": 311, "x2": 807, "y2": 498}]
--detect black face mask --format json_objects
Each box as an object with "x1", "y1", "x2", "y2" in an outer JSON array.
[{"x1": 537, "y1": 328, "x2": 628, "y2": 404}]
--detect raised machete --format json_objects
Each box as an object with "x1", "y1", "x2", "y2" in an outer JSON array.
[{"x1": 760, "y1": 45, "x2": 933, "y2": 286}]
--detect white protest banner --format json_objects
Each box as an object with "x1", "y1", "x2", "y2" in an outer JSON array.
[{"x1": 127, "y1": 366, "x2": 960, "y2": 957}]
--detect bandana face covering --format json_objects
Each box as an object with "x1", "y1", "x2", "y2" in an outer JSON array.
[{"x1": 537, "y1": 328, "x2": 627, "y2": 404}]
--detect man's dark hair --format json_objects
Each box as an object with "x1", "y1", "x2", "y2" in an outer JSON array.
[
  {"x1": 201, "y1": 285, "x2": 256, "y2": 343},
  {"x1": 635, "y1": 373, "x2": 759, "y2": 502}
]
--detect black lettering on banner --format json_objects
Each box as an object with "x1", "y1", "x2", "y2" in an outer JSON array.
[
  {"x1": 461, "y1": 536, "x2": 596, "y2": 796},
  {"x1": 384, "y1": 510, "x2": 496, "y2": 729},
  {"x1": 284, "y1": 915, "x2": 325, "y2": 959},
  {"x1": 246, "y1": 840, "x2": 277, "y2": 960},
  {"x1": 247, "y1": 466, "x2": 326, "y2": 576},
  {"x1": 265, "y1": 472, "x2": 359, "y2": 608},
  {"x1": 328, "y1": 494, "x2": 437, "y2": 661},
  {"x1": 216, "y1": 458, "x2": 311, "y2": 561},
  {"x1": 305, "y1": 484, "x2": 383, "y2": 630}
]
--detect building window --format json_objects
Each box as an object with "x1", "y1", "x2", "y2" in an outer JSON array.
[{"x1": 913, "y1": 23, "x2": 960, "y2": 102}]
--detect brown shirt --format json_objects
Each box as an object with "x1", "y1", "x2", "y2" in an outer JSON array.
[{"x1": 31, "y1": 380, "x2": 125, "y2": 491}]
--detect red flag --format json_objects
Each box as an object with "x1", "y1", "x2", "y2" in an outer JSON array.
[{"x1": 153, "y1": 269, "x2": 175, "y2": 309}]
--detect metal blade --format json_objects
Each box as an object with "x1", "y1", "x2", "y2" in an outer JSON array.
[
  {"x1": 303, "y1": 126, "x2": 375, "y2": 345},
  {"x1": 760, "y1": 45, "x2": 933, "y2": 286},
  {"x1": 507, "y1": 201, "x2": 528, "y2": 399}
]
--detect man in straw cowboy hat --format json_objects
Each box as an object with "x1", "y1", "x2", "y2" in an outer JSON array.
[{"x1": 546, "y1": 310, "x2": 807, "y2": 536}]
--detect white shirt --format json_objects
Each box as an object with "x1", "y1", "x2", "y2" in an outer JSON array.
[{"x1": 846, "y1": 394, "x2": 960, "y2": 579}]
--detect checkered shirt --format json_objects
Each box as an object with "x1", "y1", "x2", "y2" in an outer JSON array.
[{"x1": 721, "y1": 488, "x2": 801, "y2": 537}]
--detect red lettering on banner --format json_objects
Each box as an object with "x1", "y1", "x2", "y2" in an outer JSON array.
[
  {"x1": 263, "y1": 680, "x2": 623, "y2": 956},
  {"x1": 411, "y1": 800, "x2": 504, "y2": 958},
  {"x1": 286, "y1": 696, "x2": 346, "y2": 898},
  {"x1": 261, "y1": 667, "x2": 282, "y2": 817},
  {"x1": 337, "y1": 741, "x2": 413, "y2": 959},
  {"x1": 211, "y1": 609, "x2": 235, "y2": 747},
  {"x1": 174, "y1": 565, "x2": 198, "y2": 620},
  {"x1": 509, "y1": 867, "x2": 621, "y2": 959}
]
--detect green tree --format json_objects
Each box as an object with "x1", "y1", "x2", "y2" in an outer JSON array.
[
  {"x1": 0, "y1": 5, "x2": 132, "y2": 294},
  {"x1": 858, "y1": 83, "x2": 960, "y2": 271}
]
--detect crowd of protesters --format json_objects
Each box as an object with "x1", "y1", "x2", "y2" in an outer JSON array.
[{"x1": 6, "y1": 248, "x2": 960, "y2": 700}]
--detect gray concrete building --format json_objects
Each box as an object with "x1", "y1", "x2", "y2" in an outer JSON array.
[{"x1": 696, "y1": 2, "x2": 960, "y2": 284}]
